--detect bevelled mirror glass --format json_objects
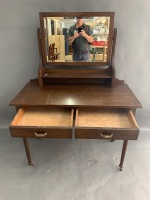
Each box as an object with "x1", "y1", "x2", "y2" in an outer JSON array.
[{"x1": 39, "y1": 12, "x2": 114, "y2": 66}]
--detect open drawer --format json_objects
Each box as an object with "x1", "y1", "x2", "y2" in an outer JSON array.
[
  {"x1": 9, "y1": 107, "x2": 74, "y2": 138},
  {"x1": 75, "y1": 108, "x2": 139, "y2": 140}
]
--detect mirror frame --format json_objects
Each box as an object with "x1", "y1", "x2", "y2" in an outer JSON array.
[{"x1": 39, "y1": 12, "x2": 115, "y2": 66}]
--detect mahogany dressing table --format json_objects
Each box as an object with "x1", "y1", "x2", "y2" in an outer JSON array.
[{"x1": 9, "y1": 12, "x2": 142, "y2": 170}]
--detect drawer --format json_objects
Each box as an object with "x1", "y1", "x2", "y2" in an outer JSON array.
[
  {"x1": 9, "y1": 107, "x2": 74, "y2": 138},
  {"x1": 75, "y1": 108, "x2": 139, "y2": 140}
]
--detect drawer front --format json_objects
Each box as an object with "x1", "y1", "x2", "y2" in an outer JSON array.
[
  {"x1": 75, "y1": 108, "x2": 139, "y2": 140},
  {"x1": 10, "y1": 127, "x2": 72, "y2": 138},
  {"x1": 9, "y1": 107, "x2": 74, "y2": 138},
  {"x1": 75, "y1": 128, "x2": 139, "y2": 140}
]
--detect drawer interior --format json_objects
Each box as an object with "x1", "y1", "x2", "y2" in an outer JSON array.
[
  {"x1": 75, "y1": 108, "x2": 138, "y2": 128},
  {"x1": 11, "y1": 107, "x2": 74, "y2": 127}
]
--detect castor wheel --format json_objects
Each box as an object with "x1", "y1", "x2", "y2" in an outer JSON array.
[{"x1": 119, "y1": 164, "x2": 123, "y2": 171}]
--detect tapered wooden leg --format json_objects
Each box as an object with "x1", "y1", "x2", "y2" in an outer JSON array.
[
  {"x1": 23, "y1": 138, "x2": 33, "y2": 166},
  {"x1": 119, "y1": 140, "x2": 128, "y2": 171}
]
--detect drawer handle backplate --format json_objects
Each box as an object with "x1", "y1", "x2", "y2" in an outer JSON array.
[
  {"x1": 35, "y1": 131, "x2": 47, "y2": 138},
  {"x1": 100, "y1": 133, "x2": 113, "y2": 139}
]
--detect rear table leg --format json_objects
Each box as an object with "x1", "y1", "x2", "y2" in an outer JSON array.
[
  {"x1": 119, "y1": 140, "x2": 128, "y2": 171},
  {"x1": 23, "y1": 138, "x2": 33, "y2": 166}
]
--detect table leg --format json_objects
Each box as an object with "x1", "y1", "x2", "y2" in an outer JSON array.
[
  {"x1": 23, "y1": 138, "x2": 33, "y2": 166},
  {"x1": 119, "y1": 140, "x2": 128, "y2": 171}
]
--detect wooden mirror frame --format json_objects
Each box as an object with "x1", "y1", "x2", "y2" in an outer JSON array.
[{"x1": 39, "y1": 12, "x2": 115, "y2": 66}]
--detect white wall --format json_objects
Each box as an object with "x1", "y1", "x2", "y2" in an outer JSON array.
[{"x1": 0, "y1": 0, "x2": 150, "y2": 129}]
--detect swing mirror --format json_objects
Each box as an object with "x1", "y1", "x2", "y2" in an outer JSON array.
[{"x1": 39, "y1": 12, "x2": 115, "y2": 66}]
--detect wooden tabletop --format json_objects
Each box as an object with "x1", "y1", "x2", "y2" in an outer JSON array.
[{"x1": 9, "y1": 82, "x2": 142, "y2": 108}]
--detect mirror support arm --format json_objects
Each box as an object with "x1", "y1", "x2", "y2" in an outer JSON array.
[{"x1": 110, "y1": 28, "x2": 117, "y2": 87}]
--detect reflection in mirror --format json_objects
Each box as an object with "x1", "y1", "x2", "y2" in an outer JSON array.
[{"x1": 43, "y1": 16, "x2": 110, "y2": 63}]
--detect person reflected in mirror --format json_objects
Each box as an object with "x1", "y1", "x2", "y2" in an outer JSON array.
[{"x1": 68, "y1": 17, "x2": 93, "y2": 61}]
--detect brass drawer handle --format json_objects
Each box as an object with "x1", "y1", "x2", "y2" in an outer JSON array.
[
  {"x1": 35, "y1": 131, "x2": 47, "y2": 138},
  {"x1": 100, "y1": 133, "x2": 113, "y2": 139}
]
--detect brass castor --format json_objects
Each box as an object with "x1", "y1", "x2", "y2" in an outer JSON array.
[
  {"x1": 29, "y1": 161, "x2": 34, "y2": 166},
  {"x1": 119, "y1": 164, "x2": 123, "y2": 171}
]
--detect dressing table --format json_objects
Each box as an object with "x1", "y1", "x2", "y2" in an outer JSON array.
[{"x1": 9, "y1": 12, "x2": 142, "y2": 170}]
